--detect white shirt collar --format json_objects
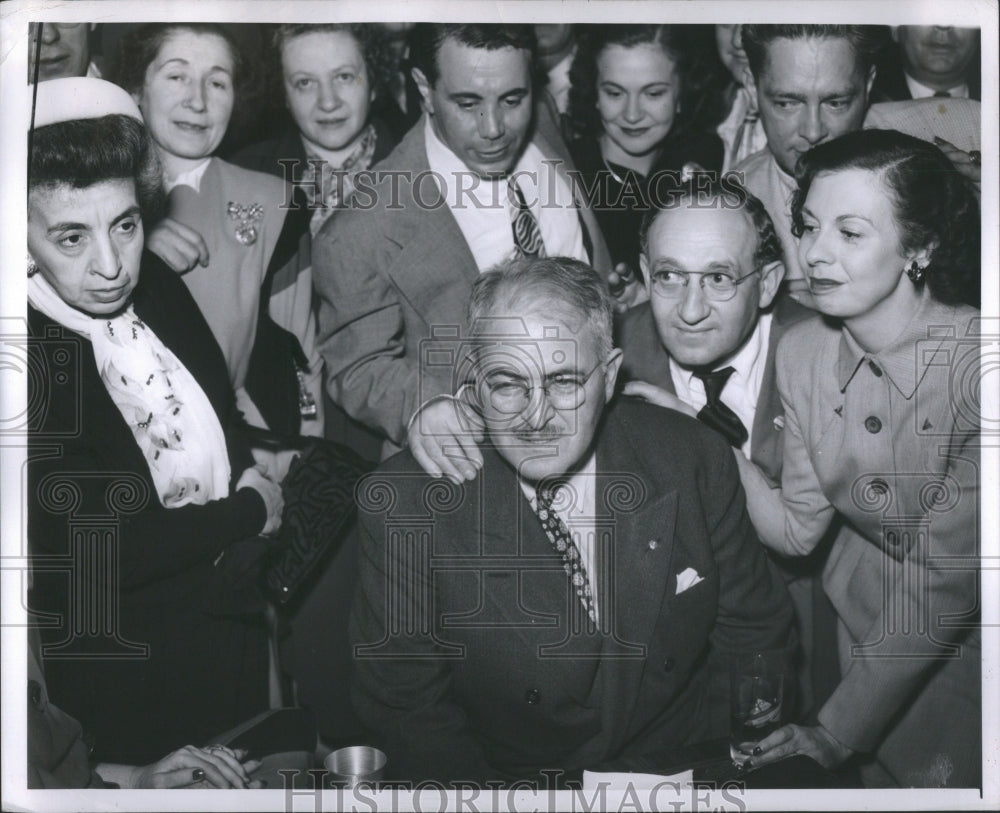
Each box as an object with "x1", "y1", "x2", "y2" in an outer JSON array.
[
  {"x1": 668, "y1": 312, "x2": 773, "y2": 458},
  {"x1": 422, "y1": 115, "x2": 587, "y2": 270},
  {"x1": 904, "y1": 73, "x2": 970, "y2": 100},
  {"x1": 163, "y1": 158, "x2": 212, "y2": 194}
]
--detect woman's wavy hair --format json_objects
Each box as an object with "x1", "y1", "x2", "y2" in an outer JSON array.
[
  {"x1": 269, "y1": 24, "x2": 396, "y2": 112},
  {"x1": 790, "y1": 129, "x2": 980, "y2": 308},
  {"x1": 110, "y1": 23, "x2": 251, "y2": 142},
  {"x1": 29, "y1": 114, "x2": 165, "y2": 223},
  {"x1": 567, "y1": 25, "x2": 717, "y2": 143}
]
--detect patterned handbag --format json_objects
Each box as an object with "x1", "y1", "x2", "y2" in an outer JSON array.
[{"x1": 260, "y1": 437, "x2": 374, "y2": 608}]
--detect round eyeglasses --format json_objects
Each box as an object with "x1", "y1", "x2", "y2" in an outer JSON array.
[
  {"x1": 650, "y1": 268, "x2": 761, "y2": 302},
  {"x1": 480, "y1": 360, "x2": 605, "y2": 415}
]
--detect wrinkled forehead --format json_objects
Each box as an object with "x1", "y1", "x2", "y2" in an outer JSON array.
[{"x1": 760, "y1": 36, "x2": 867, "y2": 89}]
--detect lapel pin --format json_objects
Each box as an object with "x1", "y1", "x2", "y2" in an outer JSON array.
[
  {"x1": 647, "y1": 539, "x2": 658, "y2": 551},
  {"x1": 772, "y1": 415, "x2": 784, "y2": 431}
]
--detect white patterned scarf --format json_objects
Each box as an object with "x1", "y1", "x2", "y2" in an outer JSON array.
[{"x1": 28, "y1": 273, "x2": 231, "y2": 507}]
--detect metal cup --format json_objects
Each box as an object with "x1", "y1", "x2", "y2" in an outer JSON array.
[{"x1": 323, "y1": 745, "x2": 387, "y2": 788}]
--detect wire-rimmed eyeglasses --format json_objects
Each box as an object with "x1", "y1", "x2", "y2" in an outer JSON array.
[
  {"x1": 480, "y1": 359, "x2": 605, "y2": 414},
  {"x1": 650, "y1": 268, "x2": 761, "y2": 302}
]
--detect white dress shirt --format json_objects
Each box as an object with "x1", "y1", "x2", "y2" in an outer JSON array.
[
  {"x1": 423, "y1": 116, "x2": 587, "y2": 271},
  {"x1": 519, "y1": 452, "x2": 599, "y2": 622},
  {"x1": 668, "y1": 313, "x2": 772, "y2": 459},
  {"x1": 904, "y1": 73, "x2": 969, "y2": 99}
]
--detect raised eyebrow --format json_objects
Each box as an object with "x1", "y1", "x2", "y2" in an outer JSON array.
[
  {"x1": 47, "y1": 221, "x2": 90, "y2": 235},
  {"x1": 113, "y1": 206, "x2": 143, "y2": 225}
]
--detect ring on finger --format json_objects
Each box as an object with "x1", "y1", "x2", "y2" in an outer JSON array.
[{"x1": 968, "y1": 150, "x2": 981, "y2": 166}]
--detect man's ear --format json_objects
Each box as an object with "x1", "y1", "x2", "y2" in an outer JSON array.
[
  {"x1": 744, "y1": 68, "x2": 760, "y2": 107},
  {"x1": 639, "y1": 253, "x2": 652, "y2": 291},
  {"x1": 757, "y1": 259, "x2": 785, "y2": 309},
  {"x1": 603, "y1": 347, "x2": 624, "y2": 402},
  {"x1": 865, "y1": 64, "x2": 877, "y2": 99},
  {"x1": 411, "y1": 66, "x2": 433, "y2": 115}
]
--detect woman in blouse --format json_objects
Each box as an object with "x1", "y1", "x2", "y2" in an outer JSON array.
[
  {"x1": 735, "y1": 128, "x2": 981, "y2": 787},
  {"x1": 27, "y1": 78, "x2": 284, "y2": 765},
  {"x1": 567, "y1": 24, "x2": 723, "y2": 281},
  {"x1": 112, "y1": 23, "x2": 321, "y2": 437}
]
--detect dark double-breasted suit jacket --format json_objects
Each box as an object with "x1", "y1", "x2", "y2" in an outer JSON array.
[{"x1": 349, "y1": 398, "x2": 794, "y2": 784}]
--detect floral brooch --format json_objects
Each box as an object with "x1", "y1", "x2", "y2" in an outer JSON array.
[{"x1": 227, "y1": 201, "x2": 263, "y2": 246}]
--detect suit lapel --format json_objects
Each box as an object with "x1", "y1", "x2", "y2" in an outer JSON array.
[
  {"x1": 378, "y1": 121, "x2": 481, "y2": 326},
  {"x1": 594, "y1": 411, "x2": 677, "y2": 655}
]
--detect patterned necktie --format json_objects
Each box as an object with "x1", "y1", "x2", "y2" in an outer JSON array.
[
  {"x1": 508, "y1": 178, "x2": 546, "y2": 258},
  {"x1": 535, "y1": 482, "x2": 596, "y2": 623},
  {"x1": 693, "y1": 366, "x2": 748, "y2": 449}
]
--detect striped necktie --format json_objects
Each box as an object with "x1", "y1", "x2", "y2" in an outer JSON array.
[{"x1": 508, "y1": 177, "x2": 546, "y2": 258}]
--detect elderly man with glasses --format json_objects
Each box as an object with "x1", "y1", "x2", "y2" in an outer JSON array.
[
  {"x1": 349, "y1": 255, "x2": 793, "y2": 786},
  {"x1": 617, "y1": 177, "x2": 834, "y2": 722}
]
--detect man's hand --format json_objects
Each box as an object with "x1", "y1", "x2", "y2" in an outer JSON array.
[
  {"x1": 744, "y1": 723, "x2": 854, "y2": 771},
  {"x1": 622, "y1": 380, "x2": 699, "y2": 418},
  {"x1": 147, "y1": 217, "x2": 210, "y2": 273},
  {"x1": 408, "y1": 393, "x2": 485, "y2": 484},
  {"x1": 933, "y1": 136, "x2": 981, "y2": 186},
  {"x1": 607, "y1": 262, "x2": 648, "y2": 313}
]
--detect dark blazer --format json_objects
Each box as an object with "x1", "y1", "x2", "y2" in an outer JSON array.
[
  {"x1": 349, "y1": 398, "x2": 794, "y2": 784},
  {"x1": 873, "y1": 55, "x2": 981, "y2": 102},
  {"x1": 28, "y1": 254, "x2": 270, "y2": 764},
  {"x1": 616, "y1": 294, "x2": 813, "y2": 485},
  {"x1": 312, "y1": 114, "x2": 612, "y2": 450}
]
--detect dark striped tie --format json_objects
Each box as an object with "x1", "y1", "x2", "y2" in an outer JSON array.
[{"x1": 508, "y1": 178, "x2": 546, "y2": 258}]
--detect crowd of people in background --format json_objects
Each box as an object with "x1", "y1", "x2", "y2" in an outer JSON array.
[{"x1": 23, "y1": 18, "x2": 984, "y2": 792}]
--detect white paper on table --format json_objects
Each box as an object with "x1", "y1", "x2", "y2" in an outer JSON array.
[{"x1": 581, "y1": 768, "x2": 694, "y2": 790}]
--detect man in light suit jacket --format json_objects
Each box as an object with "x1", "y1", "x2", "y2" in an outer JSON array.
[
  {"x1": 617, "y1": 178, "x2": 834, "y2": 716},
  {"x1": 349, "y1": 256, "x2": 794, "y2": 785},
  {"x1": 312, "y1": 24, "x2": 609, "y2": 457}
]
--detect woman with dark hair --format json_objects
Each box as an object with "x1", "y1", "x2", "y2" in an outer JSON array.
[
  {"x1": 27, "y1": 78, "x2": 284, "y2": 765},
  {"x1": 567, "y1": 24, "x2": 723, "y2": 280},
  {"x1": 733, "y1": 129, "x2": 981, "y2": 787},
  {"x1": 112, "y1": 23, "x2": 320, "y2": 438}
]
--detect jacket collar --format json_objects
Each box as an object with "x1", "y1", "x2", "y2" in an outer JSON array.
[{"x1": 836, "y1": 291, "x2": 963, "y2": 398}]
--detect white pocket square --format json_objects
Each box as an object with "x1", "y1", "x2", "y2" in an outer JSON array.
[{"x1": 675, "y1": 567, "x2": 704, "y2": 595}]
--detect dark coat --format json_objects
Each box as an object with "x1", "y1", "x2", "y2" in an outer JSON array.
[
  {"x1": 349, "y1": 397, "x2": 794, "y2": 784},
  {"x1": 28, "y1": 254, "x2": 270, "y2": 765}
]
